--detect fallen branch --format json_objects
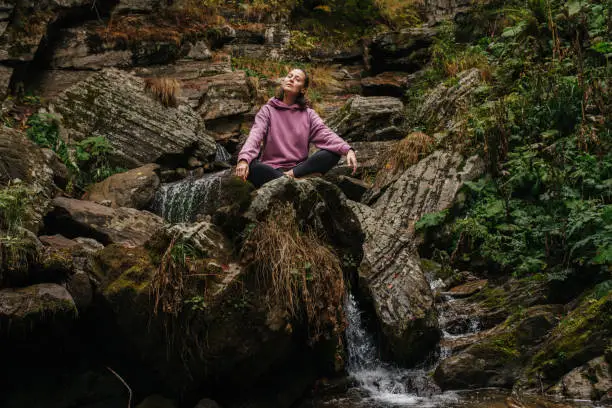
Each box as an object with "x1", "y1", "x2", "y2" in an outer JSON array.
[{"x1": 107, "y1": 366, "x2": 132, "y2": 408}]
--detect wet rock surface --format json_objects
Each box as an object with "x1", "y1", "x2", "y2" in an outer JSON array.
[{"x1": 435, "y1": 305, "x2": 564, "y2": 389}]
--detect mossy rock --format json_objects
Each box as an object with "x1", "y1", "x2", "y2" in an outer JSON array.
[
  {"x1": 93, "y1": 244, "x2": 155, "y2": 289},
  {"x1": 0, "y1": 230, "x2": 41, "y2": 287},
  {"x1": 0, "y1": 283, "x2": 77, "y2": 338},
  {"x1": 92, "y1": 245, "x2": 156, "y2": 317},
  {"x1": 522, "y1": 292, "x2": 612, "y2": 388},
  {"x1": 434, "y1": 304, "x2": 563, "y2": 389}
]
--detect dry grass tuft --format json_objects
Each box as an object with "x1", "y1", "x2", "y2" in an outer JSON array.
[
  {"x1": 375, "y1": 132, "x2": 435, "y2": 186},
  {"x1": 444, "y1": 50, "x2": 492, "y2": 81},
  {"x1": 145, "y1": 77, "x2": 181, "y2": 108},
  {"x1": 388, "y1": 131, "x2": 435, "y2": 170},
  {"x1": 309, "y1": 65, "x2": 341, "y2": 94},
  {"x1": 151, "y1": 235, "x2": 185, "y2": 317},
  {"x1": 242, "y1": 203, "x2": 346, "y2": 343}
]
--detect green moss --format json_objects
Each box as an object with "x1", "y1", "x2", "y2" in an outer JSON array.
[
  {"x1": 94, "y1": 244, "x2": 155, "y2": 288},
  {"x1": 487, "y1": 331, "x2": 520, "y2": 361},
  {"x1": 527, "y1": 292, "x2": 612, "y2": 382},
  {"x1": 17, "y1": 286, "x2": 77, "y2": 320},
  {"x1": 473, "y1": 285, "x2": 507, "y2": 309},
  {"x1": 105, "y1": 264, "x2": 152, "y2": 296}
]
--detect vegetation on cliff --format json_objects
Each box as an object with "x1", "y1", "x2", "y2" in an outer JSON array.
[{"x1": 414, "y1": 0, "x2": 611, "y2": 296}]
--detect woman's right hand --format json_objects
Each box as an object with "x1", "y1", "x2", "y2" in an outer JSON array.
[{"x1": 235, "y1": 160, "x2": 249, "y2": 181}]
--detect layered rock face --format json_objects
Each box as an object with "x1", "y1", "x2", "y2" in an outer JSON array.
[
  {"x1": 366, "y1": 27, "x2": 437, "y2": 74},
  {"x1": 348, "y1": 151, "x2": 485, "y2": 363},
  {"x1": 424, "y1": 0, "x2": 491, "y2": 22},
  {"x1": 327, "y1": 96, "x2": 405, "y2": 142},
  {"x1": 49, "y1": 69, "x2": 217, "y2": 168}
]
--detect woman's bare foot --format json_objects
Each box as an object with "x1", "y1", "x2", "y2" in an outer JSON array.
[{"x1": 284, "y1": 169, "x2": 295, "y2": 178}]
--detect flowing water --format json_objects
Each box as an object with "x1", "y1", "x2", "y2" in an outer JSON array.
[
  {"x1": 152, "y1": 170, "x2": 229, "y2": 223},
  {"x1": 341, "y1": 293, "x2": 460, "y2": 407},
  {"x1": 215, "y1": 144, "x2": 232, "y2": 162},
  {"x1": 299, "y1": 293, "x2": 604, "y2": 408}
]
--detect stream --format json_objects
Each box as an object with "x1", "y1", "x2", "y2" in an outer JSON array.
[
  {"x1": 150, "y1": 172, "x2": 606, "y2": 408},
  {"x1": 296, "y1": 291, "x2": 605, "y2": 408}
]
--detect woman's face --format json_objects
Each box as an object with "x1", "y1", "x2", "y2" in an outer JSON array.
[{"x1": 281, "y1": 69, "x2": 306, "y2": 97}]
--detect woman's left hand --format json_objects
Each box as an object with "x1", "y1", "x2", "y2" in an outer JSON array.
[{"x1": 346, "y1": 149, "x2": 358, "y2": 175}]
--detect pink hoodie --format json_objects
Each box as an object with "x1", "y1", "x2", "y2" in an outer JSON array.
[{"x1": 238, "y1": 98, "x2": 352, "y2": 169}]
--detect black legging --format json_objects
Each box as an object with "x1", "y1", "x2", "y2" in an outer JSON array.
[{"x1": 247, "y1": 149, "x2": 340, "y2": 188}]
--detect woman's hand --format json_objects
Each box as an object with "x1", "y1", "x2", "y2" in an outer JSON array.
[
  {"x1": 236, "y1": 160, "x2": 249, "y2": 181},
  {"x1": 346, "y1": 149, "x2": 358, "y2": 175}
]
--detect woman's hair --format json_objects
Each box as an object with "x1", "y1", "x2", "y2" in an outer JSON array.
[{"x1": 275, "y1": 68, "x2": 312, "y2": 109}]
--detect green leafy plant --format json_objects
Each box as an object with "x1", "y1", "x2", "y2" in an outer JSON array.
[{"x1": 25, "y1": 115, "x2": 126, "y2": 192}]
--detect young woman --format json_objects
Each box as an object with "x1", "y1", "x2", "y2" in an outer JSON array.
[{"x1": 235, "y1": 68, "x2": 358, "y2": 188}]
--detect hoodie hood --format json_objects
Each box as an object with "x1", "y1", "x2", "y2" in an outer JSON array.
[{"x1": 267, "y1": 97, "x2": 305, "y2": 111}]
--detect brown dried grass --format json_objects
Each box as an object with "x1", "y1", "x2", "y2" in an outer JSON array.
[
  {"x1": 375, "y1": 131, "x2": 435, "y2": 186},
  {"x1": 242, "y1": 203, "x2": 346, "y2": 343},
  {"x1": 97, "y1": 2, "x2": 226, "y2": 47},
  {"x1": 151, "y1": 235, "x2": 184, "y2": 317},
  {"x1": 145, "y1": 77, "x2": 181, "y2": 108},
  {"x1": 388, "y1": 131, "x2": 435, "y2": 170},
  {"x1": 309, "y1": 65, "x2": 341, "y2": 94}
]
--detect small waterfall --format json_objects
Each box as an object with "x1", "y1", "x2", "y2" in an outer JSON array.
[
  {"x1": 215, "y1": 144, "x2": 232, "y2": 162},
  {"x1": 152, "y1": 170, "x2": 229, "y2": 223},
  {"x1": 345, "y1": 294, "x2": 459, "y2": 406}
]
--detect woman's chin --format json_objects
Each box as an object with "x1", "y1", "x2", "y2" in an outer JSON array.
[{"x1": 283, "y1": 88, "x2": 298, "y2": 97}]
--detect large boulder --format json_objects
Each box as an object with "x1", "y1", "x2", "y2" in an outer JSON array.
[
  {"x1": 84, "y1": 164, "x2": 161, "y2": 209},
  {"x1": 91, "y1": 222, "x2": 299, "y2": 397},
  {"x1": 326, "y1": 96, "x2": 405, "y2": 142},
  {"x1": 194, "y1": 71, "x2": 253, "y2": 121},
  {"x1": 347, "y1": 150, "x2": 484, "y2": 364},
  {"x1": 0, "y1": 283, "x2": 77, "y2": 337},
  {"x1": 325, "y1": 140, "x2": 396, "y2": 180},
  {"x1": 45, "y1": 197, "x2": 164, "y2": 246},
  {"x1": 240, "y1": 177, "x2": 363, "y2": 252},
  {"x1": 133, "y1": 56, "x2": 233, "y2": 88},
  {"x1": 520, "y1": 292, "x2": 612, "y2": 391},
  {"x1": 48, "y1": 68, "x2": 217, "y2": 168},
  {"x1": 434, "y1": 305, "x2": 563, "y2": 389},
  {"x1": 37, "y1": 234, "x2": 101, "y2": 310},
  {"x1": 0, "y1": 126, "x2": 55, "y2": 194},
  {"x1": 549, "y1": 356, "x2": 612, "y2": 402},
  {"x1": 366, "y1": 27, "x2": 437, "y2": 74},
  {"x1": 361, "y1": 71, "x2": 411, "y2": 97},
  {"x1": 152, "y1": 169, "x2": 254, "y2": 223}
]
